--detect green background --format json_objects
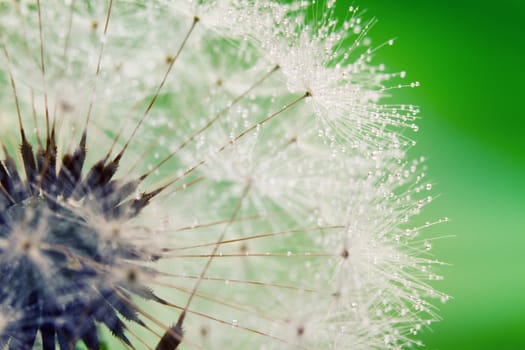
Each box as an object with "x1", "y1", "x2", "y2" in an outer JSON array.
[{"x1": 355, "y1": 1, "x2": 525, "y2": 349}]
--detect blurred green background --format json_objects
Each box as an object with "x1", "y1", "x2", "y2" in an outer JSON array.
[{"x1": 355, "y1": 1, "x2": 525, "y2": 349}]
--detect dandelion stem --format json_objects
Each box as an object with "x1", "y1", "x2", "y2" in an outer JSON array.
[
  {"x1": 158, "y1": 273, "x2": 320, "y2": 294},
  {"x1": 114, "y1": 16, "x2": 199, "y2": 164},
  {"x1": 172, "y1": 213, "x2": 271, "y2": 232},
  {"x1": 61, "y1": 0, "x2": 77, "y2": 62},
  {"x1": 36, "y1": 0, "x2": 50, "y2": 141},
  {"x1": 181, "y1": 184, "x2": 251, "y2": 316},
  {"x1": 30, "y1": 90, "x2": 43, "y2": 148},
  {"x1": 139, "y1": 65, "x2": 280, "y2": 181},
  {"x1": 152, "y1": 280, "x2": 287, "y2": 324},
  {"x1": 83, "y1": 0, "x2": 114, "y2": 133},
  {"x1": 140, "y1": 92, "x2": 309, "y2": 201},
  {"x1": 112, "y1": 288, "x2": 203, "y2": 349},
  {"x1": 164, "y1": 225, "x2": 344, "y2": 251},
  {"x1": 218, "y1": 91, "x2": 311, "y2": 152},
  {"x1": 160, "y1": 297, "x2": 306, "y2": 349},
  {"x1": 0, "y1": 35, "x2": 23, "y2": 139},
  {"x1": 164, "y1": 252, "x2": 334, "y2": 258}
]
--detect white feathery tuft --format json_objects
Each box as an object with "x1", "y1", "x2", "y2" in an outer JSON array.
[{"x1": 0, "y1": 1, "x2": 446, "y2": 349}]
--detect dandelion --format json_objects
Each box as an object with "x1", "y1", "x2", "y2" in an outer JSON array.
[{"x1": 0, "y1": 1, "x2": 446, "y2": 349}]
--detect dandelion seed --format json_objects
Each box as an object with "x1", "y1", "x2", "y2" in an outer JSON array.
[{"x1": 0, "y1": 1, "x2": 446, "y2": 349}]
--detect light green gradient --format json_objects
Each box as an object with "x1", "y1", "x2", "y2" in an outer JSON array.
[{"x1": 353, "y1": 1, "x2": 525, "y2": 349}]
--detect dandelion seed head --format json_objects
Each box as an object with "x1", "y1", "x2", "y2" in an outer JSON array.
[
  {"x1": 0, "y1": 0, "x2": 446, "y2": 349},
  {"x1": 0, "y1": 120, "x2": 172, "y2": 347}
]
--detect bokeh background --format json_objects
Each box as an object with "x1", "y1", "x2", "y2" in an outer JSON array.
[{"x1": 354, "y1": 1, "x2": 525, "y2": 349}]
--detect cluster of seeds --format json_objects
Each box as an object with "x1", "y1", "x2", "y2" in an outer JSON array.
[{"x1": 0, "y1": 1, "x2": 446, "y2": 349}]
